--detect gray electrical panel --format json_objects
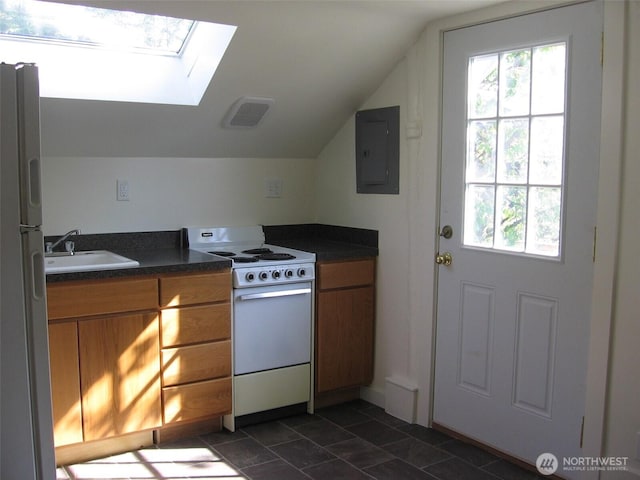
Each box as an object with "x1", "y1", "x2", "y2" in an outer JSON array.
[{"x1": 355, "y1": 105, "x2": 399, "y2": 194}]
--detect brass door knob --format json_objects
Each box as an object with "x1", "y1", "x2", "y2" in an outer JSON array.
[{"x1": 435, "y1": 252, "x2": 453, "y2": 266}]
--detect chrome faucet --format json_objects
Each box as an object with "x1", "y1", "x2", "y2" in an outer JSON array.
[{"x1": 45, "y1": 229, "x2": 81, "y2": 255}]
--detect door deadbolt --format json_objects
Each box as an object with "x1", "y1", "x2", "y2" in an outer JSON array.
[
  {"x1": 439, "y1": 225, "x2": 453, "y2": 239},
  {"x1": 435, "y1": 252, "x2": 453, "y2": 266}
]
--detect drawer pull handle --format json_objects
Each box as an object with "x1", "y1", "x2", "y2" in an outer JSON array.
[{"x1": 238, "y1": 288, "x2": 311, "y2": 301}]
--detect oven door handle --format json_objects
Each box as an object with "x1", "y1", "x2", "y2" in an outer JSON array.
[{"x1": 237, "y1": 288, "x2": 312, "y2": 301}]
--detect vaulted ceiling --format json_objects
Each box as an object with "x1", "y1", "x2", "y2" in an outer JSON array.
[{"x1": 39, "y1": 0, "x2": 499, "y2": 158}]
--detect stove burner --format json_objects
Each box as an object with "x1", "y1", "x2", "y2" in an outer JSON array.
[
  {"x1": 206, "y1": 249, "x2": 296, "y2": 263},
  {"x1": 208, "y1": 251, "x2": 235, "y2": 257},
  {"x1": 242, "y1": 248, "x2": 273, "y2": 255},
  {"x1": 233, "y1": 256, "x2": 260, "y2": 263},
  {"x1": 256, "y1": 253, "x2": 296, "y2": 261}
]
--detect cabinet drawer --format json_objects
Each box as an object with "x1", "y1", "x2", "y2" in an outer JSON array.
[
  {"x1": 159, "y1": 272, "x2": 231, "y2": 307},
  {"x1": 161, "y1": 341, "x2": 231, "y2": 386},
  {"x1": 318, "y1": 259, "x2": 375, "y2": 290},
  {"x1": 47, "y1": 278, "x2": 158, "y2": 319},
  {"x1": 163, "y1": 377, "x2": 232, "y2": 424},
  {"x1": 160, "y1": 304, "x2": 230, "y2": 348}
]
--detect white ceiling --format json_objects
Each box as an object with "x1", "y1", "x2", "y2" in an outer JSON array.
[{"x1": 39, "y1": 0, "x2": 499, "y2": 159}]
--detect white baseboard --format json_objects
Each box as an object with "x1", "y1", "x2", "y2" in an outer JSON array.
[
  {"x1": 359, "y1": 385, "x2": 385, "y2": 408},
  {"x1": 360, "y1": 378, "x2": 420, "y2": 425},
  {"x1": 384, "y1": 376, "x2": 418, "y2": 423}
]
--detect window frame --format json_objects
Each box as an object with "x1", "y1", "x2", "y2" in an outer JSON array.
[{"x1": 461, "y1": 41, "x2": 569, "y2": 260}]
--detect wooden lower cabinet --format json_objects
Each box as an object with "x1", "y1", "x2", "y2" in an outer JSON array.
[
  {"x1": 159, "y1": 271, "x2": 232, "y2": 425},
  {"x1": 46, "y1": 269, "x2": 232, "y2": 457},
  {"x1": 316, "y1": 286, "x2": 375, "y2": 393},
  {"x1": 78, "y1": 313, "x2": 162, "y2": 441},
  {"x1": 48, "y1": 322, "x2": 83, "y2": 447},
  {"x1": 315, "y1": 258, "x2": 376, "y2": 395}
]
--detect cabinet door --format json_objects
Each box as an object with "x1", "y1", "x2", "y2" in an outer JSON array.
[
  {"x1": 79, "y1": 313, "x2": 161, "y2": 441},
  {"x1": 48, "y1": 322, "x2": 83, "y2": 447},
  {"x1": 316, "y1": 286, "x2": 374, "y2": 393}
]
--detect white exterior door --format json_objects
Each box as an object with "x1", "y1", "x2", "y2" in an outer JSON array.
[{"x1": 433, "y1": 2, "x2": 602, "y2": 474}]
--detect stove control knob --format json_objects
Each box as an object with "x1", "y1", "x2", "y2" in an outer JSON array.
[
  {"x1": 259, "y1": 271, "x2": 269, "y2": 280},
  {"x1": 245, "y1": 272, "x2": 255, "y2": 282},
  {"x1": 285, "y1": 269, "x2": 294, "y2": 278},
  {"x1": 272, "y1": 270, "x2": 281, "y2": 279},
  {"x1": 297, "y1": 268, "x2": 306, "y2": 277}
]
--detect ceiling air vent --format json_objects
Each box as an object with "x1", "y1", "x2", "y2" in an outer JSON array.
[{"x1": 222, "y1": 96, "x2": 274, "y2": 128}]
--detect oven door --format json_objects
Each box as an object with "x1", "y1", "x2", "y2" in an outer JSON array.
[{"x1": 233, "y1": 281, "x2": 312, "y2": 375}]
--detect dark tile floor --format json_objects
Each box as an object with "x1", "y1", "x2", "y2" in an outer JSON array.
[{"x1": 57, "y1": 400, "x2": 545, "y2": 479}]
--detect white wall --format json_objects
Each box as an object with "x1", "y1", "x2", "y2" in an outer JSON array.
[
  {"x1": 602, "y1": 2, "x2": 640, "y2": 477},
  {"x1": 315, "y1": 58, "x2": 415, "y2": 410},
  {"x1": 41, "y1": 156, "x2": 315, "y2": 235}
]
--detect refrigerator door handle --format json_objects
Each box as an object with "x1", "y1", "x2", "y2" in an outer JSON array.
[
  {"x1": 21, "y1": 229, "x2": 55, "y2": 478},
  {"x1": 29, "y1": 248, "x2": 45, "y2": 301},
  {"x1": 21, "y1": 228, "x2": 46, "y2": 302},
  {"x1": 16, "y1": 64, "x2": 43, "y2": 227}
]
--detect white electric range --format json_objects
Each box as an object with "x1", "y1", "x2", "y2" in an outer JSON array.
[
  {"x1": 184, "y1": 226, "x2": 315, "y2": 429},
  {"x1": 185, "y1": 225, "x2": 315, "y2": 287}
]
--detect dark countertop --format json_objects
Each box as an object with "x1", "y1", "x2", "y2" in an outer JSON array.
[
  {"x1": 264, "y1": 223, "x2": 378, "y2": 262},
  {"x1": 270, "y1": 238, "x2": 378, "y2": 262},
  {"x1": 44, "y1": 225, "x2": 378, "y2": 283},
  {"x1": 45, "y1": 248, "x2": 231, "y2": 283}
]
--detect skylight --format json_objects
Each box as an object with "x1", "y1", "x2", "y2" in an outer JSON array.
[
  {"x1": 0, "y1": 0, "x2": 236, "y2": 105},
  {"x1": 0, "y1": 0, "x2": 195, "y2": 54}
]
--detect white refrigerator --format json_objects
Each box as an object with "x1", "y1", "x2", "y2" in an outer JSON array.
[{"x1": 0, "y1": 63, "x2": 56, "y2": 479}]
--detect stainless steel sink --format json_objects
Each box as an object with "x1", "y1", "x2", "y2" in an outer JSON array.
[{"x1": 45, "y1": 250, "x2": 139, "y2": 274}]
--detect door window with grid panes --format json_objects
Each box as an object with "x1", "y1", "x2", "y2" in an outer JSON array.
[{"x1": 464, "y1": 43, "x2": 566, "y2": 257}]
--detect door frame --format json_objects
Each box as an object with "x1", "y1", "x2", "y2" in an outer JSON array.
[{"x1": 417, "y1": 0, "x2": 623, "y2": 472}]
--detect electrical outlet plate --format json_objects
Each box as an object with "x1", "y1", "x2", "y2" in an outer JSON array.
[
  {"x1": 264, "y1": 178, "x2": 282, "y2": 198},
  {"x1": 117, "y1": 179, "x2": 130, "y2": 201}
]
